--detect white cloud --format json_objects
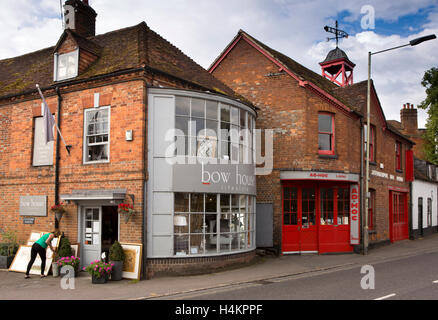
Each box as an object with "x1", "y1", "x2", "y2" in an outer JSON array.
[{"x1": 0, "y1": 0, "x2": 436, "y2": 127}]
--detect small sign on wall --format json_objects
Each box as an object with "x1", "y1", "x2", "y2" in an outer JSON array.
[
  {"x1": 22, "y1": 217, "x2": 35, "y2": 225},
  {"x1": 19, "y1": 196, "x2": 47, "y2": 217},
  {"x1": 350, "y1": 184, "x2": 360, "y2": 245}
]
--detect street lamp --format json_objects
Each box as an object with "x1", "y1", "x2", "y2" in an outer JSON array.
[{"x1": 363, "y1": 34, "x2": 436, "y2": 255}]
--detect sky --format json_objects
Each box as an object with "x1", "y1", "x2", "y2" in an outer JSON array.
[{"x1": 1, "y1": 0, "x2": 437, "y2": 127}]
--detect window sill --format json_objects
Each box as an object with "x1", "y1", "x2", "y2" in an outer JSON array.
[
  {"x1": 318, "y1": 154, "x2": 338, "y2": 160},
  {"x1": 83, "y1": 160, "x2": 110, "y2": 165}
]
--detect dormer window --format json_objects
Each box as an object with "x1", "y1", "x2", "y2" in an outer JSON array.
[{"x1": 54, "y1": 49, "x2": 79, "y2": 81}]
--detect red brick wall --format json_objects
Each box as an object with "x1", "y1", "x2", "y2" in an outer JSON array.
[
  {"x1": 212, "y1": 37, "x2": 412, "y2": 248},
  {"x1": 0, "y1": 79, "x2": 147, "y2": 245}
]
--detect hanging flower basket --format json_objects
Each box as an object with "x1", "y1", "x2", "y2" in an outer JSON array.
[
  {"x1": 51, "y1": 202, "x2": 67, "y2": 222},
  {"x1": 118, "y1": 203, "x2": 135, "y2": 223}
]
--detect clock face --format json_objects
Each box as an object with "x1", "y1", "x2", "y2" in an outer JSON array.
[{"x1": 197, "y1": 137, "x2": 216, "y2": 158}]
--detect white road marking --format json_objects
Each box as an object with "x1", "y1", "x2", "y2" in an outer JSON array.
[
  {"x1": 374, "y1": 293, "x2": 396, "y2": 300},
  {"x1": 433, "y1": 280, "x2": 438, "y2": 284}
]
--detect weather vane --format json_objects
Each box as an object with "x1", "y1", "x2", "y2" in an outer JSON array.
[{"x1": 324, "y1": 20, "x2": 349, "y2": 48}]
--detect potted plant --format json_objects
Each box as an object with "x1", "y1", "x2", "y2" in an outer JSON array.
[
  {"x1": 83, "y1": 260, "x2": 113, "y2": 284},
  {"x1": 56, "y1": 236, "x2": 79, "y2": 277},
  {"x1": 118, "y1": 203, "x2": 135, "y2": 223},
  {"x1": 0, "y1": 230, "x2": 18, "y2": 269},
  {"x1": 109, "y1": 240, "x2": 125, "y2": 281},
  {"x1": 51, "y1": 202, "x2": 67, "y2": 223},
  {"x1": 57, "y1": 256, "x2": 80, "y2": 278}
]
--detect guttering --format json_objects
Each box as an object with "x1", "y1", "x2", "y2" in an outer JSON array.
[
  {"x1": 55, "y1": 86, "x2": 62, "y2": 229},
  {"x1": 360, "y1": 117, "x2": 365, "y2": 254}
]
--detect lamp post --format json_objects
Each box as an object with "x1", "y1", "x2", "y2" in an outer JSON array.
[{"x1": 363, "y1": 34, "x2": 436, "y2": 255}]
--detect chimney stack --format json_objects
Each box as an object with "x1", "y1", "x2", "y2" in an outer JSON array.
[
  {"x1": 63, "y1": 0, "x2": 97, "y2": 38},
  {"x1": 400, "y1": 102, "x2": 418, "y2": 134}
]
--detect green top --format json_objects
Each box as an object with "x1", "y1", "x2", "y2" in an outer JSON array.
[{"x1": 35, "y1": 233, "x2": 52, "y2": 249}]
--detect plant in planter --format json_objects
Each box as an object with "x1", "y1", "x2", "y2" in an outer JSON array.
[
  {"x1": 0, "y1": 230, "x2": 18, "y2": 269},
  {"x1": 57, "y1": 256, "x2": 80, "y2": 278},
  {"x1": 55, "y1": 236, "x2": 77, "y2": 277},
  {"x1": 83, "y1": 260, "x2": 113, "y2": 284},
  {"x1": 109, "y1": 241, "x2": 125, "y2": 281},
  {"x1": 118, "y1": 203, "x2": 135, "y2": 223},
  {"x1": 51, "y1": 202, "x2": 67, "y2": 223}
]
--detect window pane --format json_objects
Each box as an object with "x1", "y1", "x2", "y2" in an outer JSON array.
[
  {"x1": 220, "y1": 104, "x2": 230, "y2": 123},
  {"x1": 191, "y1": 98, "x2": 205, "y2": 118},
  {"x1": 240, "y1": 110, "x2": 246, "y2": 128},
  {"x1": 174, "y1": 193, "x2": 189, "y2": 212},
  {"x1": 302, "y1": 188, "x2": 315, "y2": 226},
  {"x1": 174, "y1": 214, "x2": 188, "y2": 233},
  {"x1": 220, "y1": 194, "x2": 230, "y2": 213},
  {"x1": 175, "y1": 116, "x2": 188, "y2": 136},
  {"x1": 318, "y1": 114, "x2": 332, "y2": 132},
  {"x1": 190, "y1": 193, "x2": 204, "y2": 212},
  {"x1": 205, "y1": 194, "x2": 217, "y2": 212},
  {"x1": 231, "y1": 107, "x2": 239, "y2": 125},
  {"x1": 320, "y1": 188, "x2": 334, "y2": 225},
  {"x1": 206, "y1": 100, "x2": 218, "y2": 120},
  {"x1": 174, "y1": 235, "x2": 189, "y2": 255},
  {"x1": 189, "y1": 234, "x2": 203, "y2": 254},
  {"x1": 318, "y1": 133, "x2": 331, "y2": 151},
  {"x1": 87, "y1": 145, "x2": 108, "y2": 161},
  {"x1": 175, "y1": 96, "x2": 190, "y2": 116},
  {"x1": 190, "y1": 214, "x2": 204, "y2": 234}
]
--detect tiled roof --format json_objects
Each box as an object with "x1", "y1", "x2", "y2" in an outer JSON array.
[
  {"x1": 235, "y1": 30, "x2": 361, "y2": 113},
  {"x1": 0, "y1": 22, "x2": 243, "y2": 104}
]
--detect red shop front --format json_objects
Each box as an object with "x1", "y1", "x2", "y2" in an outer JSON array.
[
  {"x1": 280, "y1": 171, "x2": 360, "y2": 254},
  {"x1": 389, "y1": 186, "x2": 409, "y2": 243}
]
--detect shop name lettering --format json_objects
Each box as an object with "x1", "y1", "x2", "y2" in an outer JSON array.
[
  {"x1": 350, "y1": 186, "x2": 360, "y2": 243},
  {"x1": 202, "y1": 166, "x2": 255, "y2": 187},
  {"x1": 309, "y1": 173, "x2": 347, "y2": 179}
]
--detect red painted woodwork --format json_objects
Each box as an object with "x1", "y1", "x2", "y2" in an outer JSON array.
[
  {"x1": 282, "y1": 181, "x2": 354, "y2": 254},
  {"x1": 405, "y1": 149, "x2": 414, "y2": 181},
  {"x1": 389, "y1": 191, "x2": 409, "y2": 242}
]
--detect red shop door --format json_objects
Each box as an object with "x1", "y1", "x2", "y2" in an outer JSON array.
[
  {"x1": 282, "y1": 185, "x2": 318, "y2": 253},
  {"x1": 389, "y1": 191, "x2": 408, "y2": 242}
]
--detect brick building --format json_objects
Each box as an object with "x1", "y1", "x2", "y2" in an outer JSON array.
[
  {"x1": 209, "y1": 30, "x2": 414, "y2": 253},
  {"x1": 0, "y1": 0, "x2": 257, "y2": 278}
]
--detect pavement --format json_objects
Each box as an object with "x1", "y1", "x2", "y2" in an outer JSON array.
[{"x1": 1, "y1": 233, "x2": 438, "y2": 300}]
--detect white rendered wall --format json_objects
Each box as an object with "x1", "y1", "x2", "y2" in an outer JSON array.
[{"x1": 412, "y1": 180, "x2": 437, "y2": 230}]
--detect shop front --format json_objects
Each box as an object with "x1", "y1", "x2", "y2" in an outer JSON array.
[
  {"x1": 61, "y1": 189, "x2": 126, "y2": 267},
  {"x1": 280, "y1": 171, "x2": 360, "y2": 254},
  {"x1": 389, "y1": 187, "x2": 409, "y2": 242},
  {"x1": 146, "y1": 88, "x2": 257, "y2": 276}
]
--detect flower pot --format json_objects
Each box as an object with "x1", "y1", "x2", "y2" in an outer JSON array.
[
  {"x1": 52, "y1": 262, "x2": 59, "y2": 277},
  {"x1": 110, "y1": 261, "x2": 123, "y2": 281},
  {"x1": 55, "y1": 211, "x2": 64, "y2": 223},
  {"x1": 92, "y1": 273, "x2": 108, "y2": 284}
]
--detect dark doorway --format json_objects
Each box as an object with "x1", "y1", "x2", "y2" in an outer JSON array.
[{"x1": 101, "y1": 206, "x2": 119, "y2": 259}]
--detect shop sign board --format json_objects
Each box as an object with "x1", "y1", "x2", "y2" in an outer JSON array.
[
  {"x1": 350, "y1": 184, "x2": 360, "y2": 245},
  {"x1": 19, "y1": 196, "x2": 47, "y2": 216},
  {"x1": 280, "y1": 171, "x2": 359, "y2": 182},
  {"x1": 173, "y1": 163, "x2": 256, "y2": 195}
]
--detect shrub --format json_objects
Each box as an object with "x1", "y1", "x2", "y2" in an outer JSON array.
[
  {"x1": 0, "y1": 230, "x2": 18, "y2": 256},
  {"x1": 57, "y1": 236, "x2": 72, "y2": 258},
  {"x1": 109, "y1": 240, "x2": 125, "y2": 262}
]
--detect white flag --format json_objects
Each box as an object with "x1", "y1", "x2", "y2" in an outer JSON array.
[{"x1": 36, "y1": 85, "x2": 55, "y2": 144}]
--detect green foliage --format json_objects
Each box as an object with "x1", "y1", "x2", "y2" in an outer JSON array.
[
  {"x1": 57, "y1": 236, "x2": 72, "y2": 258},
  {"x1": 83, "y1": 260, "x2": 113, "y2": 278},
  {"x1": 0, "y1": 229, "x2": 18, "y2": 256},
  {"x1": 419, "y1": 67, "x2": 438, "y2": 164},
  {"x1": 109, "y1": 240, "x2": 125, "y2": 262}
]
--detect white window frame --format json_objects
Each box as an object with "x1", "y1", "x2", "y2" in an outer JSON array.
[
  {"x1": 54, "y1": 49, "x2": 79, "y2": 81},
  {"x1": 83, "y1": 106, "x2": 111, "y2": 164}
]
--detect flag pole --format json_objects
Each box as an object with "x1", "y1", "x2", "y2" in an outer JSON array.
[{"x1": 36, "y1": 84, "x2": 72, "y2": 154}]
